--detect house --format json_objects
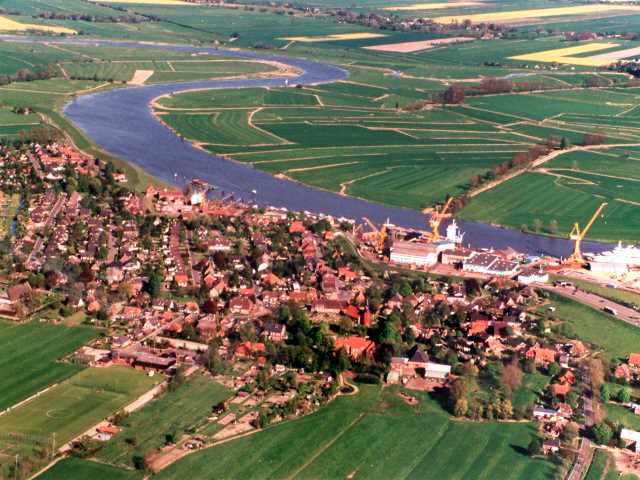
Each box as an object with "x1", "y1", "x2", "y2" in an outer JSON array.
[
  {"x1": 174, "y1": 274, "x2": 189, "y2": 288},
  {"x1": 96, "y1": 424, "x2": 119, "y2": 442},
  {"x1": 424, "y1": 361, "x2": 452, "y2": 381},
  {"x1": 526, "y1": 343, "x2": 556, "y2": 365},
  {"x1": 343, "y1": 304, "x2": 372, "y2": 326},
  {"x1": 542, "y1": 439, "x2": 560, "y2": 455},
  {"x1": 615, "y1": 363, "x2": 632, "y2": 382},
  {"x1": 289, "y1": 221, "x2": 305, "y2": 234},
  {"x1": 229, "y1": 297, "x2": 253, "y2": 316},
  {"x1": 621, "y1": 428, "x2": 640, "y2": 452},
  {"x1": 518, "y1": 268, "x2": 548, "y2": 285},
  {"x1": 7, "y1": 282, "x2": 32, "y2": 304},
  {"x1": 408, "y1": 349, "x2": 429, "y2": 371},
  {"x1": 533, "y1": 406, "x2": 558, "y2": 420},
  {"x1": 312, "y1": 298, "x2": 346, "y2": 314},
  {"x1": 235, "y1": 341, "x2": 266, "y2": 358},
  {"x1": 262, "y1": 322, "x2": 287, "y2": 342},
  {"x1": 551, "y1": 383, "x2": 571, "y2": 398},
  {"x1": 468, "y1": 320, "x2": 489, "y2": 336},
  {"x1": 334, "y1": 336, "x2": 376, "y2": 361},
  {"x1": 629, "y1": 353, "x2": 640, "y2": 369}
]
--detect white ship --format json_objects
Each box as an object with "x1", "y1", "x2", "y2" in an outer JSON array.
[
  {"x1": 588, "y1": 242, "x2": 640, "y2": 272},
  {"x1": 446, "y1": 220, "x2": 465, "y2": 245}
]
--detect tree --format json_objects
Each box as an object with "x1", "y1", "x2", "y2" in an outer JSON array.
[
  {"x1": 442, "y1": 84, "x2": 465, "y2": 104},
  {"x1": 600, "y1": 383, "x2": 611, "y2": 402},
  {"x1": 532, "y1": 218, "x2": 543, "y2": 233},
  {"x1": 453, "y1": 398, "x2": 468, "y2": 417},
  {"x1": 448, "y1": 378, "x2": 467, "y2": 408},
  {"x1": 500, "y1": 363, "x2": 523, "y2": 397},
  {"x1": 547, "y1": 362, "x2": 561, "y2": 378},
  {"x1": 132, "y1": 453, "x2": 148, "y2": 470},
  {"x1": 617, "y1": 386, "x2": 632, "y2": 404},
  {"x1": 591, "y1": 422, "x2": 613, "y2": 445},
  {"x1": 147, "y1": 269, "x2": 162, "y2": 298},
  {"x1": 528, "y1": 436, "x2": 542, "y2": 456},
  {"x1": 561, "y1": 422, "x2": 579, "y2": 444},
  {"x1": 588, "y1": 358, "x2": 605, "y2": 391}
]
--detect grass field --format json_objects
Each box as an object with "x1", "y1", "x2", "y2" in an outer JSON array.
[
  {"x1": 584, "y1": 449, "x2": 612, "y2": 480},
  {"x1": 0, "y1": 367, "x2": 160, "y2": 448},
  {"x1": 547, "y1": 293, "x2": 640, "y2": 361},
  {"x1": 512, "y1": 372, "x2": 549, "y2": 411},
  {"x1": 604, "y1": 402, "x2": 640, "y2": 431},
  {"x1": 0, "y1": 321, "x2": 95, "y2": 412},
  {"x1": 434, "y1": 5, "x2": 640, "y2": 25},
  {"x1": 38, "y1": 458, "x2": 142, "y2": 480},
  {"x1": 63, "y1": 59, "x2": 277, "y2": 83},
  {"x1": 156, "y1": 385, "x2": 557, "y2": 480},
  {"x1": 96, "y1": 373, "x2": 232, "y2": 469}
]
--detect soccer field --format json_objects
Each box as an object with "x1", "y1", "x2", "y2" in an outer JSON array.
[{"x1": 0, "y1": 367, "x2": 160, "y2": 448}]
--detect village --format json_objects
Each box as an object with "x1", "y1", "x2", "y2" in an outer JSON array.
[{"x1": 3, "y1": 141, "x2": 640, "y2": 476}]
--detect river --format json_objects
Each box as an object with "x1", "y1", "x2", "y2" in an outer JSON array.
[{"x1": 1, "y1": 36, "x2": 613, "y2": 257}]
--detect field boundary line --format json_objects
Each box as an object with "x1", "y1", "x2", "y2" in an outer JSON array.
[
  {"x1": 0, "y1": 382, "x2": 59, "y2": 417},
  {"x1": 469, "y1": 142, "x2": 640, "y2": 198},
  {"x1": 248, "y1": 108, "x2": 292, "y2": 145},
  {"x1": 285, "y1": 412, "x2": 366, "y2": 480}
]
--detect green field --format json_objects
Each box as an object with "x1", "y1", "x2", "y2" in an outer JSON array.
[
  {"x1": 63, "y1": 59, "x2": 276, "y2": 83},
  {"x1": 459, "y1": 171, "x2": 640, "y2": 242},
  {"x1": 0, "y1": 367, "x2": 159, "y2": 448},
  {"x1": 96, "y1": 373, "x2": 232, "y2": 469},
  {"x1": 512, "y1": 372, "x2": 549, "y2": 411},
  {"x1": 0, "y1": 321, "x2": 95, "y2": 411},
  {"x1": 156, "y1": 385, "x2": 557, "y2": 480},
  {"x1": 604, "y1": 402, "x2": 640, "y2": 431},
  {"x1": 157, "y1": 84, "x2": 534, "y2": 209},
  {"x1": 37, "y1": 457, "x2": 142, "y2": 480},
  {"x1": 548, "y1": 293, "x2": 640, "y2": 361}
]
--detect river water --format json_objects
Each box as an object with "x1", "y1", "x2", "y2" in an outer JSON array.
[{"x1": 1, "y1": 36, "x2": 613, "y2": 256}]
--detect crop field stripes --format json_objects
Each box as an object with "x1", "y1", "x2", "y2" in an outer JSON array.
[{"x1": 284, "y1": 413, "x2": 367, "y2": 480}]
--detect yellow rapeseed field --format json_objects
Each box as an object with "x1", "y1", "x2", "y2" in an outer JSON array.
[
  {"x1": 435, "y1": 5, "x2": 640, "y2": 23},
  {"x1": 382, "y1": 2, "x2": 482, "y2": 11},
  {"x1": 509, "y1": 43, "x2": 620, "y2": 67},
  {"x1": 280, "y1": 33, "x2": 387, "y2": 42},
  {"x1": 88, "y1": 0, "x2": 193, "y2": 4},
  {"x1": 0, "y1": 16, "x2": 76, "y2": 34}
]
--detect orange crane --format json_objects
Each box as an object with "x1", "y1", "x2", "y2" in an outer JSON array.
[
  {"x1": 362, "y1": 217, "x2": 387, "y2": 253},
  {"x1": 424, "y1": 197, "x2": 455, "y2": 242},
  {"x1": 567, "y1": 202, "x2": 607, "y2": 264}
]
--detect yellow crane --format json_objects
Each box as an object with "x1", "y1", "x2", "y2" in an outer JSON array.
[
  {"x1": 424, "y1": 197, "x2": 455, "y2": 242},
  {"x1": 567, "y1": 202, "x2": 607, "y2": 264},
  {"x1": 362, "y1": 217, "x2": 387, "y2": 253}
]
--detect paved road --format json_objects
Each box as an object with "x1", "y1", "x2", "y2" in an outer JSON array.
[{"x1": 543, "y1": 284, "x2": 640, "y2": 326}]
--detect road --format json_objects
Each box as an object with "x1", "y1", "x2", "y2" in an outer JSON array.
[{"x1": 542, "y1": 284, "x2": 640, "y2": 326}]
